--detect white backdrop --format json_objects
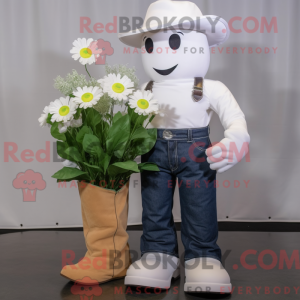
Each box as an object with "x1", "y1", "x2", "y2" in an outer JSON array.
[{"x1": 1, "y1": 0, "x2": 300, "y2": 229}]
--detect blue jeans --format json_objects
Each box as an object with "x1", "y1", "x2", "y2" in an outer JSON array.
[{"x1": 140, "y1": 126, "x2": 221, "y2": 262}]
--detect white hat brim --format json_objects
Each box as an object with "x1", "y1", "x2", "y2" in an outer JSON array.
[{"x1": 119, "y1": 15, "x2": 229, "y2": 48}]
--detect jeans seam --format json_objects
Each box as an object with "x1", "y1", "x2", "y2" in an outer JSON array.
[
  {"x1": 168, "y1": 141, "x2": 172, "y2": 171},
  {"x1": 157, "y1": 138, "x2": 186, "y2": 141},
  {"x1": 157, "y1": 136, "x2": 208, "y2": 141},
  {"x1": 192, "y1": 136, "x2": 209, "y2": 140},
  {"x1": 172, "y1": 141, "x2": 178, "y2": 172}
]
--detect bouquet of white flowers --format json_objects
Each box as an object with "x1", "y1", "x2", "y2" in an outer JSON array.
[{"x1": 39, "y1": 38, "x2": 159, "y2": 191}]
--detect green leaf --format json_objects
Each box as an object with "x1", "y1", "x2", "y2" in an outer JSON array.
[
  {"x1": 83, "y1": 162, "x2": 101, "y2": 170},
  {"x1": 65, "y1": 131, "x2": 76, "y2": 147},
  {"x1": 83, "y1": 162, "x2": 103, "y2": 174},
  {"x1": 84, "y1": 108, "x2": 93, "y2": 125},
  {"x1": 106, "y1": 114, "x2": 130, "y2": 154},
  {"x1": 86, "y1": 108, "x2": 102, "y2": 128},
  {"x1": 113, "y1": 111, "x2": 123, "y2": 123},
  {"x1": 107, "y1": 161, "x2": 140, "y2": 177},
  {"x1": 92, "y1": 112, "x2": 102, "y2": 127},
  {"x1": 56, "y1": 141, "x2": 69, "y2": 160},
  {"x1": 131, "y1": 126, "x2": 149, "y2": 140},
  {"x1": 51, "y1": 122, "x2": 66, "y2": 141},
  {"x1": 46, "y1": 113, "x2": 53, "y2": 125},
  {"x1": 84, "y1": 108, "x2": 93, "y2": 126},
  {"x1": 114, "y1": 148, "x2": 125, "y2": 158},
  {"x1": 74, "y1": 107, "x2": 83, "y2": 120},
  {"x1": 76, "y1": 126, "x2": 93, "y2": 144},
  {"x1": 52, "y1": 167, "x2": 89, "y2": 181},
  {"x1": 138, "y1": 162, "x2": 160, "y2": 172},
  {"x1": 95, "y1": 120, "x2": 109, "y2": 147},
  {"x1": 128, "y1": 106, "x2": 148, "y2": 128},
  {"x1": 102, "y1": 154, "x2": 111, "y2": 174},
  {"x1": 65, "y1": 147, "x2": 83, "y2": 162},
  {"x1": 130, "y1": 128, "x2": 157, "y2": 156},
  {"x1": 83, "y1": 134, "x2": 104, "y2": 160}
]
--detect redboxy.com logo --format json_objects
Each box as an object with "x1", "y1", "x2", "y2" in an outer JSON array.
[
  {"x1": 4, "y1": 140, "x2": 249, "y2": 164},
  {"x1": 81, "y1": 16, "x2": 278, "y2": 56},
  {"x1": 62, "y1": 249, "x2": 300, "y2": 272},
  {"x1": 4, "y1": 141, "x2": 76, "y2": 163},
  {"x1": 80, "y1": 16, "x2": 278, "y2": 34},
  {"x1": 239, "y1": 249, "x2": 300, "y2": 271}
]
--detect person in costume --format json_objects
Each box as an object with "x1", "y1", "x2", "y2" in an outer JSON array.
[{"x1": 119, "y1": 0, "x2": 250, "y2": 293}]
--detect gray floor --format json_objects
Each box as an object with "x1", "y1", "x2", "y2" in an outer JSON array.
[{"x1": 0, "y1": 230, "x2": 299, "y2": 300}]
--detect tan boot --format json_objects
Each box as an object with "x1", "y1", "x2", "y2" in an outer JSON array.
[{"x1": 61, "y1": 182, "x2": 131, "y2": 284}]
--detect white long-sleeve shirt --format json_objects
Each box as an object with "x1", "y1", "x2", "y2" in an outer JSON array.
[
  {"x1": 142, "y1": 78, "x2": 246, "y2": 131},
  {"x1": 142, "y1": 78, "x2": 250, "y2": 172}
]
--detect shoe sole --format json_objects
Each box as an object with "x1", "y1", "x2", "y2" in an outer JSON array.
[
  {"x1": 124, "y1": 267, "x2": 180, "y2": 289},
  {"x1": 60, "y1": 273, "x2": 125, "y2": 285},
  {"x1": 184, "y1": 282, "x2": 232, "y2": 293}
]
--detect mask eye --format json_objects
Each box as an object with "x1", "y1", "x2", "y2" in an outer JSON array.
[
  {"x1": 145, "y1": 38, "x2": 154, "y2": 53},
  {"x1": 169, "y1": 34, "x2": 181, "y2": 50}
]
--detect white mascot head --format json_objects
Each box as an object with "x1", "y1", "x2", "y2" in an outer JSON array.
[{"x1": 119, "y1": 0, "x2": 230, "y2": 82}]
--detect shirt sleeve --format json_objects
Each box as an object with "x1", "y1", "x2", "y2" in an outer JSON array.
[{"x1": 208, "y1": 80, "x2": 250, "y2": 145}]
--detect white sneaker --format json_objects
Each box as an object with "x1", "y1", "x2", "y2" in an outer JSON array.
[
  {"x1": 125, "y1": 252, "x2": 180, "y2": 289},
  {"x1": 184, "y1": 257, "x2": 232, "y2": 293}
]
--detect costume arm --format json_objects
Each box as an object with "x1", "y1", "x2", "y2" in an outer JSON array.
[{"x1": 206, "y1": 81, "x2": 250, "y2": 173}]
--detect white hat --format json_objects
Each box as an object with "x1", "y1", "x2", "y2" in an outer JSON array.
[{"x1": 118, "y1": 0, "x2": 229, "y2": 48}]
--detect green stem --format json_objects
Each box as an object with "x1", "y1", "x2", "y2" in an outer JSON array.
[
  {"x1": 82, "y1": 109, "x2": 87, "y2": 121},
  {"x1": 145, "y1": 114, "x2": 155, "y2": 128},
  {"x1": 121, "y1": 115, "x2": 141, "y2": 160},
  {"x1": 85, "y1": 64, "x2": 91, "y2": 78},
  {"x1": 110, "y1": 104, "x2": 114, "y2": 124}
]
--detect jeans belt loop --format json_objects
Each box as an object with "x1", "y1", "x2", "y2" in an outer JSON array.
[{"x1": 188, "y1": 129, "x2": 192, "y2": 142}]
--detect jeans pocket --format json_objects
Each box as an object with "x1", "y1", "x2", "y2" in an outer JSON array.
[{"x1": 192, "y1": 137, "x2": 211, "y2": 153}]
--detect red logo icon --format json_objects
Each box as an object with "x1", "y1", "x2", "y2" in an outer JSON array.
[
  {"x1": 12, "y1": 170, "x2": 46, "y2": 202},
  {"x1": 71, "y1": 277, "x2": 102, "y2": 299}
]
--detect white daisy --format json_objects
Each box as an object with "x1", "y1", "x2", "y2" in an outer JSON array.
[
  {"x1": 70, "y1": 118, "x2": 83, "y2": 128},
  {"x1": 58, "y1": 122, "x2": 70, "y2": 133},
  {"x1": 128, "y1": 90, "x2": 159, "y2": 115},
  {"x1": 99, "y1": 73, "x2": 134, "y2": 101},
  {"x1": 97, "y1": 76, "x2": 107, "y2": 87},
  {"x1": 73, "y1": 86, "x2": 103, "y2": 108},
  {"x1": 38, "y1": 105, "x2": 51, "y2": 127},
  {"x1": 70, "y1": 38, "x2": 95, "y2": 65},
  {"x1": 49, "y1": 97, "x2": 77, "y2": 123}
]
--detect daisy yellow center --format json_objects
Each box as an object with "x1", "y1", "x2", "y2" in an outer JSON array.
[
  {"x1": 81, "y1": 92, "x2": 94, "y2": 102},
  {"x1": 112, "y1": 83, "x2": 125, "y2": 94},
  {"x1": 80, "y1": 48, "x2": 92, "y2": 58},
  {"x1": 59, "y1": 106, "x2": 70, "y2": 116},
  {"x1": 137, "y1": 99, "x2": 149, "y2": 109}
]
